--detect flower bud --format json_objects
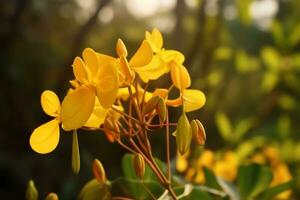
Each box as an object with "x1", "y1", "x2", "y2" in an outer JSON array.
[
  {"x1": 190, "y1": 119, "x2": 206, "y2": 145},
  {"x1": 72, "y1": 130, "x2": 80, "y2": 174},
  {"x1": 133, "y1": 153, "x2": 145, "y2": 179},
  {"x1": 25, "y1": 180, "x2": 38, "y2": 200},
  {"x1": 176, "y1": 112, "x2": 192, "y2": 155},
  {"x1": 157, "y1": 97, "x2": 167, "y2": 125},
  {"x1": 119, "y1": 55, "x2": 134, "y2": 84},
  {"x1": 143, "y1": 96, "x2": 160, "y2": 114},
  {"x1": 116, "y1": 38, "x2": 128, "y2": 57},
  {"x1": 92, "y1": 159, "x2": 107, "y2": 184},
  {"x1": 45, "y1": 193, "x2": 59, "y2": 200}
]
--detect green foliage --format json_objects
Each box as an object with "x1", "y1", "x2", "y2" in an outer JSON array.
[{"x1": 237, "y1": 164, "x2": 273, "y2": 200}]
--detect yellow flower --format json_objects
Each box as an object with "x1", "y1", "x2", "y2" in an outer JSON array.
[
  {"x1": 61, "y1": 48, "x2": 119, "y2": 131},
  {"x1": 84, "y1": 98, "x2": 108, "y2": 128},
  {"x1": 271, "y1": 162, "x2": 292, "y2": 199},
  {"x1": 213, "y1": 151, "x2": 239, "y2": 182},
  {"x1": 135, "y1": 28, "x2": 185, "y2": 82},
  {"x1": 29, "y1": 90, "x2": 62, "y2": 154},
  {"x1": 116, "y1": 39, "x2": 153, "y2": 84}
]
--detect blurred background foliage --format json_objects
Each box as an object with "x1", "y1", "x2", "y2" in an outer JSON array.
[{"x1": 1, "y1": 0, "x2": 300, "y2": 199}]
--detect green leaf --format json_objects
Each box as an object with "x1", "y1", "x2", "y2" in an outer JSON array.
[
  {"x1": 288, "y1": 23, "x2": 300, "y2": 48},
  {"x1": 271, "y1": 21, "x2": 285, "y2": 48},
  {"x1": 237, "y1": 164, "x2": 273, "y2": 200},
  {"x1": 260, "y1": 47, "x2": 281, "y2": 71},
  {"x1": 260, "y1": 180, "x2": 293, "y2": 200},
  {"x1": 121, "y1": 154, "x2": 166, "y2": 199},
  {"x1": 234, "y1": 118, "x2": 254, "y2": 141},
  {"x1": 180, "y1": 185, "x2": 214, "y2": 200},
  {"x1": 203, "y1": 167, "x2": 222, "y2": 190},
  {"x1": 215, "y1": 112, "x2": 233, "y2": 143},
  {"x1": 111, "y1": 177, "x2": 164, "y2": 200},
  {"x1": 78, "y1": 179, "x2": 111, "y2": 200}
]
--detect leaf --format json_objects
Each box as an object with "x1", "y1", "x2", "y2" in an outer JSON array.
[
  {"x1": 215, "y1": 112, "x2": 233, "y2": 143},
  {"x1": 271, "y1": 21, "x2": 285, "y2": 48},
  {"x1": 260, "y1": 180, "x2": 293, "y2": 200},
  {"x1": 237, "y1": 164, "x2": 273, "y2": 200},
  {"x1": 234, "y1": 118, "x2": 254, "y2": 141},
  {"x1": 111, "y1": 177, "x2": 164, "y2": 200},
  {"x1": 203, "y1": 167, "x2": 221, "y2": 190},
  {"x1": 78, "y1": 179, "x2": 111, "y2": 200},
  {"x1": 260, "y1": 47, "x2": 281, "y2": 71},
  {"x1": 181, "y1": 185, "x2": 214, "y2": 200},
  {"x1": 121, "y1": 154, "x2": 166, "y2": 199},
  {"x1": 288, "y1": 23, "x2": 300, "y2": 48}
]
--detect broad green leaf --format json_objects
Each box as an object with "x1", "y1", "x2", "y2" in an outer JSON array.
[{"x1": 237, "y1": 164, "x2": 273, "y2": 200}]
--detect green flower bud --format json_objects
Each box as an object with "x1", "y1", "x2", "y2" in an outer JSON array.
[
  {"x1": 133, "y1": 153, "x2": 145, "y2": 179},
  {"x1": 190, "y1": 119, "x2": 206, "y2": 145},
  {"x1": 25, "y1": 180, "x2": 38, "y2": 200},
  {"x1": 92, "y1": 159, "x2": 107, "y2": 184},
  {"x1": 45, "y1": 193, "x2": 59, "y2": 200},
  {"x1": 176, "y1": 112, "x2": 192, "y2": 155},
  {"x1": 72, "y1": 130, "x2": 80, "y2": 174}
]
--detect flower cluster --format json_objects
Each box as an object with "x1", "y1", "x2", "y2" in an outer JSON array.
[
  {"x1": 176, "y1": 147, "x2": 292, "y2": 199},
  {"x1": 29, "y1": 28, "x2": 207, "y2": 198},
  {"x1": 29, "y1": 28, "x2": 206, "y2": 155}
]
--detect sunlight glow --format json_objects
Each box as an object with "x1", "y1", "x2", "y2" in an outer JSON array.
[{"x1": 250, "y1": 0, "x2": 279, "y2": 30}]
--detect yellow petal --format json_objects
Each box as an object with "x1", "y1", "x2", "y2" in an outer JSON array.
[
  {"x1": 41, "y1": 90, "x2": 61, "y2": 117},
  {"x1": 129, "y1": 40, "x2": 153, "y2": 68},
  {"x1": 170, "y1": 62, "x2": 191, "y2": 91},
  {"x1": 134, "y1": 55, "x2": 170, "y2": 82},
  {"x1": 84, "y1": 98, "x2": 108, "y2": 128},
  {"x1": 82, "y1": 48, "x2": 99, "y2": 79},
  {"x1": 145, "y1": 28, "x2": 163, "y2": 52},
  {"x1": 117, "y1": 87, "x2": 131, "y2": 100},
  {"x1": 72, "y1": 57, "x2": 88, "y2": 83},
  {"x1": 161, "y1": 50, "x2": 185, "y2": 65},
  {"x1": 29, "y1": 119, "x2": 60, "y2": 154},
  {"x1": 97, "y1": 53, "x2": 116, "y2": 66},
  {"x1": 61, "y1": 87, "x2": 95, "y2": 131},
  {"x1": 96, "y1": 62, "x2": 119, "y2": 108},
  {"x1": 183, "y1": 89, "x2": 206, "y2": 112}
]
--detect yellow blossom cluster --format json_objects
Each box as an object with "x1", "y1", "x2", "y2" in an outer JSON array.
[
  {"x1": 29, "y1": 28, "x2": 206, "y2": 155},
  {"x1": 176, "y1": 147, "x2": 292, "y2": 199}
]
